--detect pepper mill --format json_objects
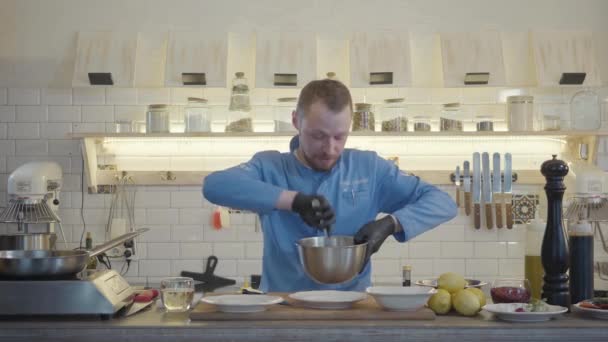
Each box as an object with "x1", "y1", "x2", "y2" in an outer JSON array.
[{"x1": 540, "y1": 155, "x2": 571, "y2": 308}]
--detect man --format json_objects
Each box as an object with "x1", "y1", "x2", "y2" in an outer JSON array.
[{"x1": 203, "y1": 79, "x2": 457, "y2": 292}]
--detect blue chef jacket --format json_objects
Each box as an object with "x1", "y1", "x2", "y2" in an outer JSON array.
[{"x1": 203, "y1": 136, "x2": 457, "y2": 292}]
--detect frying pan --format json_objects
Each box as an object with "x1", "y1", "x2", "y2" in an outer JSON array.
[{"x1": 0, "y1": 228, "x2": 148, "y2": 278}]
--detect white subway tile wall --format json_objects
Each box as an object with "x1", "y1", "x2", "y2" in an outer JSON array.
[{"x1": 1, "y1": 86, "x2": 605, "y2": 287}]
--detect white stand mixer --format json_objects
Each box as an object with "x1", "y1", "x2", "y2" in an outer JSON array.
[{"x1": 0, "y1": 161, "x2": 64, "y2": 249}]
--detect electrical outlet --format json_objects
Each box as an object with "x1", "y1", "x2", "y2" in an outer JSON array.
[
  {"x1": 106, "y1": 245, "x2": 127, "y2": 259},
  {"x1": 105, "y1": 241, "x2": 139, "y2": 260}
]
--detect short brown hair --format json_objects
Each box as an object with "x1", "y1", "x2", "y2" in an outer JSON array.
[{"x1": 296, "y1": 79, "x2": 353, "y2": 120}]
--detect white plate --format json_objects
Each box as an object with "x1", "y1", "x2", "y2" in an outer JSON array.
[
  {"x1": 572, "y1": 303, "x2": 608, "y2": 319},
  {"x1": 483, "y1": 303, "x2": 568, "y2": 322},
  {"x1": 288, "y1": 290, "x2": 367, "y2": 309},
  {"x1": 201, "y1": 294, "x2": 284, "y2": 313}
]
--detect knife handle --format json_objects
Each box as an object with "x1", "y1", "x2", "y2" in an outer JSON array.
[
  {"x1": 464, "y1": 193, "x2": 471, "y2": 216},
  {"x1": 474, "y1": 204, "x2": 481, "y2": 229},
  {"x1": 506, "y1": 203, "x2": 513, "y2": 229},
  {"x1": 456, "y1": 188, "x2": 461, "y2": 207},
  {"x1": 485, "y1": 204, "x2": 493, "y2": 229},
  {"x1": 495, "y1": 199, "x2": 503, "y2": 229}
]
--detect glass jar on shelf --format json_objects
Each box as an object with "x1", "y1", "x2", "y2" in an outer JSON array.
[
  {"x1": 380, "y1": 98, "x2": 408, "y2": 132},
  {"x1": 146, "y1": 104, "x2": 170, "y2": 133},
  {"x1": 184, "y1": 97, "x2": 210, "y2": 133},
  {"x1": 541, "y1": 114, "x2": 561, "y2": 131},
  {"x1": 507, "y1": 95, "x2": 535, "y2": 131},
  {"x1": 352, "y1": 103, "x2": 375, "y2": 132},
  {"x1": 412, "y1": 115, "x2": 431, "y2": 132},
  {"x1": 475, "y1": 116, "x2": 494, "y2": 132},
  {"x1": 570, "y1": 88, "x2": 601, "y2": 131},
  {"x1": 273, "y1": 97, "x2": 297, "y2": 133},
  {"x1": 226, "y1": 72, "x2": 253, "y2": 133},
  {"x1": 114, "y1": 120, "x2": 133, "y2": 133},
  {"x1": 440, "y1": 103, "x2": 463, "y2": 132}
]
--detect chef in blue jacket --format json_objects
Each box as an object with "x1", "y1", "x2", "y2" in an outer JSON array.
[{"x1": 203, "y1": 79, "x2": 457, "y2": 292}]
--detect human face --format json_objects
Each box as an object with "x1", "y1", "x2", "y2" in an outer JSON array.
[{"x1": 293, "y1": 101, "x2": 351, "y2": 171}]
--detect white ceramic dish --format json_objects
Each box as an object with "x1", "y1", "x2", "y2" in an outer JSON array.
[
  {"x1": 288, "y1": 290, "x2": 367, "y2": 310},
  {"x1": 483, "y1": 303, "x2": 568, "y2": 322},
  {"x1": 366, "y1": 286, "x2": 436, "y2": 311},
  {"x1": 201, "y1": 294, "x2": 284, "y2": 313},
  {"x1": 415, "y1": 278, "x2": 488, "y2": 289},
  {"x1": 572, "y1": 303, "x2": 608, "y2": 320}
]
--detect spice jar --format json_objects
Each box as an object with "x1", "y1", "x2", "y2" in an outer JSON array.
[
  {"x1": 413, "y1": 116, "x2": 431, "y2": 132},
  {"x1": 353, "y1": 103, "x2": 375, "y2": 131},
  {"x1": 273, "y1": 97, "x2": 297, "y2": 132},
  {"x1": 475, "y1": 116, "x2": 494, "y2": 132},
  {"x1": 226, "y1": 72, "x2": 253, "y2": 132},
  {"x1": 440, "y1": 103, "x2": 463, "y2": 132},
  {"x1": 146, "y1": 104, "x2": 170, "y2": 133},
  {"x1": 381, "y1": 98, "x2": 408, "y2": 132},
  {"x1": 507, "y1": 95, "x2": 535, "y2": 131},
  {"x1": 184, "y1": 97, "x2": 210, "y2": 133}
]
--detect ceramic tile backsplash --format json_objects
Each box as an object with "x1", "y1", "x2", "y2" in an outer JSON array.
[
  {"x1": 0, "y1": 106, "x2": 16, "y2": 122},
  {"x1": 73, "y1": 87, "x2": 105, "y2": 105},
  {"x1": 41, "y1": 88, "x2": 72, "y2": 105},
  {"x1": 16, "y1": 105, "x2": 47, "y2": 122},
  {"x1": 8, "y1": 88, "x2": 40, "y2": 105},
  {"x1": 106, "y1": 88, "x2": 137, "y2": 105},
  {"x1": 2, "y1": 86, "x2": 602, "y2": 286},
  {"x1": 48, "y1": 106, "x2": 81, "y2": 122}
]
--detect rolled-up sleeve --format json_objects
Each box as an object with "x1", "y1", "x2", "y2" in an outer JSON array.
[
  {"x1": 202, "y1": 151, "x2": 285, "y2": 214},
  {"x1": 375, "y1": 157, "x2": 457, "y2": 242}
]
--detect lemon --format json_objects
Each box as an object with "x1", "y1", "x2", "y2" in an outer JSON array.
[
  {"x1": 465, "y1": 287, "x2": 486, "y2": 307},
  {"x1": 437, "y1": 272, "x2": 467, "y2": 294},
  {"x1": 428, "y1": 289, "x2": 452, "y2": 314},
  {"x1": 453, "y1": 289, "x2": 481, "y2": 316}
]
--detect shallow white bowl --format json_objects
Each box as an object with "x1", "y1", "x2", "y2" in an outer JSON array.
[{"x1": 366, "y1": 286, "x2": 436, "y2": 311}]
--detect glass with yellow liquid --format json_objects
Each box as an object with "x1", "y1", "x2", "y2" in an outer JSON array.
[
  {"x1": 160, "y1": 277, "x2": 195, "y2": 312},
  {"x1": 525, "y1": 255, "x2": 543, "y2": 300}
]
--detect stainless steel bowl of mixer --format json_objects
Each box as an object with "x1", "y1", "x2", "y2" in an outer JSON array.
[{"x1": 296, "y1": 236, "x2": 367, "y2": 284}]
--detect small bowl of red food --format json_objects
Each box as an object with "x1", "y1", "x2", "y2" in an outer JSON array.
[{"x1": 490, "y1": 278, "x2": 531, "y2": 304}]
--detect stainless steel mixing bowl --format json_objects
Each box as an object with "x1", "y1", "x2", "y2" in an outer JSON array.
[{"x1": 296, "y1": 236, "x2": 367, "y2": 284}]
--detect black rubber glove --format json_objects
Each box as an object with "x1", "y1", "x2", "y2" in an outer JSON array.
[
  {"x1": 354, "y1": 215, "x2": 396, "y2": 270},
  {"x1": 291, "y1": 193, "x2": 335, "y2": 231}
]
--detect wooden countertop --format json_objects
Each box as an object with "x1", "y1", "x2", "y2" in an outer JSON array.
[{"x1": 0, "y1": 307, "x2": 607, "y2": 342}]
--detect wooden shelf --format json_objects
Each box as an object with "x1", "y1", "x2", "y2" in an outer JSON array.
[
  {"x1": 69, "y1": 130, "x2": 606, "y2": 139},
  {"x1": 69, "y1": 131, "x2": 602, "y2": 191}
]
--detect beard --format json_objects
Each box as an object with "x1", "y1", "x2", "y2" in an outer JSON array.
[{"x1": 297, "y1": 148, "x2": 338, "y2": 172}]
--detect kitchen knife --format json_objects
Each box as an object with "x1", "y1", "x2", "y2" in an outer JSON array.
[
  {"x1": 493, "y1": 153, "x2": 503, "y2": 228},
  {"x1": 472, "y1": 153, "x2": 481, "y2": 229},
  {"x1": 463, "y1": 161, "x2": 471, "y2": 216},
  {"x1": 504, "y1": 153, "x2": 513, "y2": 229},
  {"x1": 482, "y1": 152, "x2": 493, "y2": 229},
  {"x1": 455, "y1": 166, "x2": 461, "y2": 208}
]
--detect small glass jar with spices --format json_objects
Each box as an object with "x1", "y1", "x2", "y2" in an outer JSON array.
[
  {"x1": 352, "y1": 103, "x2": 375, "y2": 132},
  {"x1": 380, "y1": 98, "x2": 408, "y2": 132},
  {"x1": 440, "y1": 103, "x2": 464, "y2": 132}
]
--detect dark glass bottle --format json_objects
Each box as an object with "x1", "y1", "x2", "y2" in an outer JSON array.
[{"x1": 569, "y1": 219, "x2": 594, "y2": 304}]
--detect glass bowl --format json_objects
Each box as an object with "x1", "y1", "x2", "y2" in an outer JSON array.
[{"x1": 490, "y1": 278, "x2": 531, "y2": 304}]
